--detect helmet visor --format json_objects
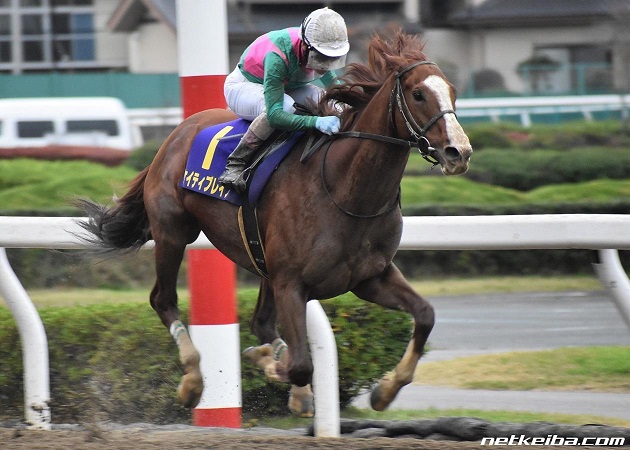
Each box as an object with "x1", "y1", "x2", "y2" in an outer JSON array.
[{"x1": 306, "y1": 49, "x2": 346, "y2": 71}]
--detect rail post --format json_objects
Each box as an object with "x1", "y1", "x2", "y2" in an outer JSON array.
[
  {"x1": 593, "y1": 249, "x2": 630, "y2": 329},
  {"x1": 176, "y1": 0, "x2": 241, "y2": 427},
  {"x1": 0, "y1": 248, "x2": 51, "y2": 429},
  {"x1": 307, "y1": 300, "x2": 340, "y2": 437}
]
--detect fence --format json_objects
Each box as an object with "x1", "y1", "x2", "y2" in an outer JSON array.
[
  {"x1": 1, "y1": 214, "x2": 630, "y2": 434},
  {"x1": 127, "y1": 94, "x2": 630, "y2": 137}
]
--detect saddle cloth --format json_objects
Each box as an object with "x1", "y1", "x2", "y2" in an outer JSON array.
[{"x1": 179, "y1": 118, "x2": 302, "y2": 206}]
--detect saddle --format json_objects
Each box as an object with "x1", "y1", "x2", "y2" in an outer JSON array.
[{"x1": 180, "y1": 118, "x2": 319, "y2": 278}]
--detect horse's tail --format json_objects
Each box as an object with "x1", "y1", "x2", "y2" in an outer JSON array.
[{"x1": 74, "y1": 166, "x2": 151, "y2": 252}]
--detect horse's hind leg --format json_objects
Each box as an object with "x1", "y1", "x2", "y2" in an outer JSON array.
[
  {"x1": 245, "y1": 279, "x2": 287, "y2": 381},
  {"x1": 150, "y1": 222, "x2": 203, "y2": 408},
  {"x1": 244, "y1": 279, "x2": 314, "y2": 417},
  {"x1": 352, "y1": 263, "x2": 435, "y2": 411}
]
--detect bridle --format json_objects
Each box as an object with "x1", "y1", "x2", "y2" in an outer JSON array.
[
  {"x1": 321, "y1": 60, "x2": 457, "y2": 218},
  {"x1": 389, "y1": 60, "x2": 456, "y2": 165}
]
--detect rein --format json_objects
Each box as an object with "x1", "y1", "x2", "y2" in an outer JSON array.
[{"x1": 319, "y1": 60, "x2": 454, "y2": 218}]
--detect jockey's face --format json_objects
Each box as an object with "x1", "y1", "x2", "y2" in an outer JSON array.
[{"x1": 301, "y1": 42, "x2": 345, "y2": 72}]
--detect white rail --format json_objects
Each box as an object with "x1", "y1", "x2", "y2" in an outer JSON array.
[
  {"x1": 3, "y1": 214, "x2": 630, "y2": 250},
  {"x1": 456, "y1": 94, "x2": 630, "y2": 127},
  {"x1": 127, "y1": 95, "x2": 630, "y2": 131},
  {"x1": 1, "y1": 214, "x2": 630, "y2": 431}
]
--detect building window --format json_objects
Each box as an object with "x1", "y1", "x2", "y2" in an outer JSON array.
[
  {"x1": 23, "y1": 40, "x2": 44, "y2": 61},
  {"x1": 21, "y1": 14, "x2": 43, "y2": 35},
  {"x1": 0, "y1": 14, "x2": 10, "y2": 63},
  {"x1": 52, "y1": 11, "x2": 94, "y2": 62},
  {"x1": 20, "y1": 0, "x2": 43, "y2": 6},
  {"x1": 0, "y1": 14, "x2": 9, "y2": 35},
  {"x1": 0, "y1": 0, "x2": 94, "y2": 71},
  {"x1": 51, "y1": 0, "x2": 93, "y2": 5},
  {"x1": 0, "y1": 42, "x2": 10, "y2": 62}
]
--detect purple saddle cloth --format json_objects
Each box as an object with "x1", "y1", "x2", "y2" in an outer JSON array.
[{"x1": 180, "y1": 118, "x2": 302, "y2": 206}]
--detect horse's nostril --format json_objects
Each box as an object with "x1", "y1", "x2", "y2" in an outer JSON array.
[{"x1": 444, "y1": 146, "x2": 461, "y2": 163}]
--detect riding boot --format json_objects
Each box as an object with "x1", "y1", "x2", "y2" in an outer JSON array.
[{"x1": 218, "y1": 113, "x2": 273, "y2": 193}]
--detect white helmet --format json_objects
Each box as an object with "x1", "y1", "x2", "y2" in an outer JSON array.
[{"x1": 301, "y1": 7, "x2": 349, "y2": 70}]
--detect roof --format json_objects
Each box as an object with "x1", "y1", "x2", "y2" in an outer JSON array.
[
  {"x1": 108, "y1": 0, "x2": 411, "y2": 38},
  {"x1": 450, "y1": 0, "x2": 630, "y2": 27},
  {"x1": 108, "y1": 0, "x2": 176, "y2": 33}
]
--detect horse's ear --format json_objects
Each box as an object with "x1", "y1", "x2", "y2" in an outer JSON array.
[{"x1": 367, "y1": 35, "x2": 395, "y2": 74}]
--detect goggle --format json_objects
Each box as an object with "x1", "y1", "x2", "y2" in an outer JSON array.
[{"x1": 306, "y1": 48, "x2": 346, "y2": 71}]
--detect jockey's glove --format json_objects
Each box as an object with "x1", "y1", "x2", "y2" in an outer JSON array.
[{"x1": 315, "y1": 116, "x2": 341, "y2": 135}]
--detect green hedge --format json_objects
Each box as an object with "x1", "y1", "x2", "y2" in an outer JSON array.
[
  {"x1": 395, "y1": 201, "x2": 630, "y2": 277},
  {"x1": 463, "y1": 120, "x2": 630, "y2": 151},
  {"x1": 0, "y1": 290, "x2": 409, "y2": 423},
  {"x1": 465, "y1": 148, "x2": 630, "y2": 191}
]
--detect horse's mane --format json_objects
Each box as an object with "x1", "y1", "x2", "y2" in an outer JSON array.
[{"x1": 319, "y1": 30, "x2": 428, "y2": 130}]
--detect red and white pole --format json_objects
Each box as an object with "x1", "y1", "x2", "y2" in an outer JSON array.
[{"x1": 176, "y1": 0, "x2": 241, "y2": 428}]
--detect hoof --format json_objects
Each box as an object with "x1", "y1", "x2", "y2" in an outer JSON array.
[
  {"x1": 288, "y1": 385, "x2": 314, "y2": 418},
  {"x1": 243, "y1": 344, "x2": 273, "y2": 363},
  {"x1": 244, "y1": 345, "x2": 289, "y2": 383},
  {"x1": 369, "y1": 384, "x2": 389, "y2": 411},
  {"x1": 177, "y1": 370, "x2": 203, "y2": 409},
  {"x1": 369, "y1": 371, "x2": 404, "y2": 412}
]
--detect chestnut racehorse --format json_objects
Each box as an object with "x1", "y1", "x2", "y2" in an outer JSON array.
[{"x1": 76, "y1": 32, "x2": 472, "y2": 417}]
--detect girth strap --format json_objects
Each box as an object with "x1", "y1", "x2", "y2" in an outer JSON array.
[{"x1": 238, "y1": 205, "x2": 268, "y2": 278}]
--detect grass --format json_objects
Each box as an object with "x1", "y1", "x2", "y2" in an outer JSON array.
[
  {"x1": 1, "y1": 158, "x2": 629, "y2": 212},
  {"x1": 401, "y1": 175, "x2": 630, "y2": 206},
  {"x1": 0, "y1": 159, "x2": 136, "y2": 210},
  {"x1": 527, "y1": 178, "x2": 630, "y2": 203},
  {"x1": 25, "y1": 288, "x2": 162, "y2": 308},
  {"x1": 20, "y1": 275, "x2": 604, "y2": 308},
  {"x1": 414, "y1": 347, "x2": 630, "y2": 392},
  {"x1": 409, "y1": 275, "x2": 601, "y2": 297},
  {"x1": 14, "y1": 279, "x2": 629, "y2": 429}
]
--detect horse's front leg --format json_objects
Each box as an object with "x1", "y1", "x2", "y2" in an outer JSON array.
[
  {"x1": 244, "y1": 278, "x2": 315, "y2": 417},
  {"x1": 273, "y1": 282, "x2": 313, "y2": 387},
  {"x1": 352, "y1": 262, "x2": 435, "y2": 411},
  {"x1": 150, "y1": 239, "x2": 203, "y2": 409}
]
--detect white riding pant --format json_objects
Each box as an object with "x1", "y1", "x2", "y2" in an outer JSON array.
[{"x1": 224, "y1": 66, "x2": 324, "y2": 121}]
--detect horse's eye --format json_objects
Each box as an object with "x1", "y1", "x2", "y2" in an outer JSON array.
[{"x1": 412, "y1": 90, "x2": 424, "y2": 101}]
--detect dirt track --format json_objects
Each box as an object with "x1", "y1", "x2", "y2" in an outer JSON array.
[
  {"x1": 0, "y1": 428, "x2": 580, "y2": 450},
  {"x1": 2, "y1": 419, "x2": 628, "y2": 450}
]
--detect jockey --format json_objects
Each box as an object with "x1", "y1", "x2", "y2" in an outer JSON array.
[{"x1": 219, "y1": 7, "x2": 350, "y2": 193}]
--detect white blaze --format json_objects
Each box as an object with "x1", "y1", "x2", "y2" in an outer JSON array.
[{"x1": 423, "y1": 75, "x2": 471, "y2": 148}]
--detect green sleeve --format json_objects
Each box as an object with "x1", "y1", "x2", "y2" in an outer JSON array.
[{"x1": 263, "y1": 53, "x2": 318, "y2": 131}]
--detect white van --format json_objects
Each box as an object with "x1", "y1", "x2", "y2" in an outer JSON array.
[{"x1": 0, "y1": 97, "x2": 143, "y2": 151}]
